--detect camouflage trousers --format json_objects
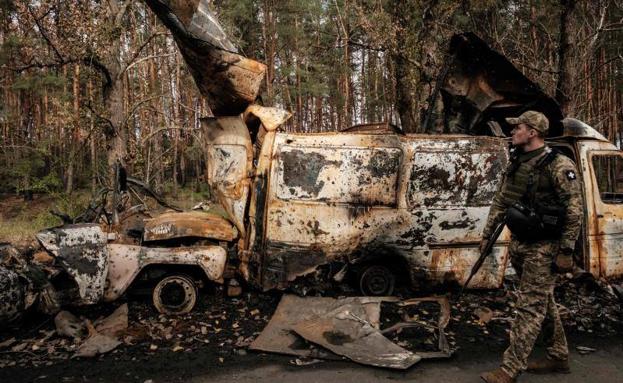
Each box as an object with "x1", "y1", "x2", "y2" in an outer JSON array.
[{"x1": 501, "y1": 239, "x2": 568, "y2": 377}]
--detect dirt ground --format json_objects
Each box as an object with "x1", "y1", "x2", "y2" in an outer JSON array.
[{"x1": 1, "y1": 277, "x2": 621, "y2": 383}]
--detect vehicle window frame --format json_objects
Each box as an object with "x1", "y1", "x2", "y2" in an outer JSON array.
[
  {"x1": 406, "y1": 147, "x2": 506, "y2": 209},
  {"x1": 273, "y1": 145, "x2": 404, "y2": 207},
  {"x1": 590, "y1": 151, "x2": 623, "y2": 205}
]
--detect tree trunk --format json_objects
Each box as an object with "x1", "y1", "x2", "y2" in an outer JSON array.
[
  {"x1": 391, "y1": 1, "x2": 418, "y2": 133},
  {"x1": 66, "y1": 64, "x2": 81, "y2": 194},
  {"x1": 555, "y1": 0, "x2": 577, "y2": 116},
  {"x1": 105, "y1": 78, "x2": 127, "y2": 180}
]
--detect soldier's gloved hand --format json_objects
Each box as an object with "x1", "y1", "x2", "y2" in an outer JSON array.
[
  {"x1": 479, "y1": 239, "x2": 489, "y2": 254},
  {"x1": 554, "y1": 248, "x2": 574, "y2": 273}
]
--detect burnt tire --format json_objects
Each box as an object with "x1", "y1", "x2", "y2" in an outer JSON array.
[
  {"x1": 358, "y1": 264, "x2": 396, "y2": 296},
  {"x1": 152, "y1": 274, "x2": 198, "y2": 315}
]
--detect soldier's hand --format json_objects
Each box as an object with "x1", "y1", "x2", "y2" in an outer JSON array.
[
  {"x1": 479, "y1": 239, "x2": 489, "y2": 254},
  {"x1": 554, "y1": 250, "x2": 574, "y2": 273}
]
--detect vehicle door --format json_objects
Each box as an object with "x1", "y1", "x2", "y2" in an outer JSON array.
[{"x1": 585, "y1": 149, "x2": 623, "y2": 278}]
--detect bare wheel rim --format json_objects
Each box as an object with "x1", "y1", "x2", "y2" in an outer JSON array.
[
  {"x1": 359, "y1": 265, "x2": 395, "y2": 296},
  {"x1": 153, "y1": 275, "x2": 197, "y2": 315}
]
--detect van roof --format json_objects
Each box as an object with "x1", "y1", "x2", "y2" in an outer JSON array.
[{"x1": 553, "y1": 118, "x2": 609, "y2": 142}]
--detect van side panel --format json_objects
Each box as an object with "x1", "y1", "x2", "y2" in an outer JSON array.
[
  {"x1": 262, "y1": 133, "x2": 403, "y2": 289},
  {"x1": 261, "y1": 133, "x2": 510, "y2": 290}
]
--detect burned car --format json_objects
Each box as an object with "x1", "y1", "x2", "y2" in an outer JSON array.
[{"x1": 28, "y1": 173, "x2": 238, "y2": 316}]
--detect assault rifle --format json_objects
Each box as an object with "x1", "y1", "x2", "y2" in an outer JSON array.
[{"x1": 460, "y1": 220, "x2": 506, "y2": 295}]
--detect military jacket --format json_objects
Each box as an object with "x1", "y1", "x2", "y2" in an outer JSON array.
[{"x1": 482, "y1": 145, "x2": 584, "y2": 250}]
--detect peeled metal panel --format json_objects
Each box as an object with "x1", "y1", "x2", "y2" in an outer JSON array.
[
  {"x1": 204, "y1": 117, "x2": 253, "y2": 236},
  {"x1": 55, "y1": 224, "x2": 109, "y2": 304},
  {"x1": 434, "y1": 32, "x2": 564, "y2": 136},
  {"x1": 249, "y1": 295, "x2": 397, "y2": 359},
  {"x1": 251, "y1": 295, "x2": 453, "y2": 369},
  {"x1": 144, "y1": 0, "x2": 266, "y2": 115},
  {"x1": 292, "y1": 303, "x2": 421, "y2": 370},
  {"x1": 144, "y1": 1, "x2": 235, "y2": 51},
  {"x1": 245, "y1": 105, "x2": 292, "y2": 132}
]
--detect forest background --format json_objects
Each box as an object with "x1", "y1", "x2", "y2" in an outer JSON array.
[{"x1": 0, "y1": 0, "x2": 622, "y2": 239}]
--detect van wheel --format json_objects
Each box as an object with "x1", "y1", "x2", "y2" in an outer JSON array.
[
  {"x1": 152, "y1": 274, "x2": 198, "y2": 315},
  {"x1": 358, "y1": 265, "x2": 396, "y2": 296}
]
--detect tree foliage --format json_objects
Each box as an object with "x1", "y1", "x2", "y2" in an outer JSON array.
[{"x1": 0, "y1": 0, "x2": 621, "y2": 196}]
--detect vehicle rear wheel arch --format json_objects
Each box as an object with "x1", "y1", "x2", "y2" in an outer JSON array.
[
  {"x1": 131, "y1": 264, "x2": 210, "y2": 288},
  {"x1": 351, "y1": 252, "x2": 412, "y2": 295}
]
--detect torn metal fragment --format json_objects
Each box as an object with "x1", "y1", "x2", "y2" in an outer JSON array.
[
  {"x1": 292, "y1": 302, "x2": 422, "y2": 369},
  {"x1": 249, "y1": 295, "x2": 392, "y2": 360}
]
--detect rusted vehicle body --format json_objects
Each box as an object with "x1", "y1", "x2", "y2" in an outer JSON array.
[
  {"x1": 204, "y1": 113, "x2": 623, "y2": 296},
  {"x1": 144, "y1": 0, "x2": 266, "y2": 116},
  {"x1": 552, "y1": 120, "x2": 623, "y2": 279},
  {"x1": 35, "y1": 213, "x2": 232, "y2": 314}
]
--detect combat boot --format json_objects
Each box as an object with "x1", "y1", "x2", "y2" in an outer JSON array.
[
  {"x1": 527, "y1": 357, "x2": 570, "y2": 374},
  {"x1": 480, "y1": 367, "x2": 516, "y2": 383}
]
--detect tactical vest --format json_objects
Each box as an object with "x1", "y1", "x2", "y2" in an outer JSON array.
[
  {"x1": 502, "y1": 146, "x2": 564, "y2": 239},
  {"x1": 502, "y1": 146, "x2": 556, "y2": 206}
]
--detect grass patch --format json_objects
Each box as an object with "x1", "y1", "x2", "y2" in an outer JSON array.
[
  {"x1": 0, "y1": 192, "x2": 91, "y2": 244},
  {"x1": 0, "y1": 186, "x2": 217, "y2": 244},
  {"x1": 162, "y1": 183, "x2": 213, "y2": 210}
]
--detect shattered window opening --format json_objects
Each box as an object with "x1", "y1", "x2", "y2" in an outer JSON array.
[
  {"x1": 592, "y1": 153, "x2": 623, "y2": 204},
  {"x1": 275, "y1": 145, "x2": 403, "y2": 206},
  {"x1": 406, "y1": 145, "x2": 506, "y2": 209}
]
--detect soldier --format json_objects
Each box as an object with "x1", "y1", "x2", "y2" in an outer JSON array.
[{"x1": 479, "y1": 111, "x2": 583, "y2": 383}]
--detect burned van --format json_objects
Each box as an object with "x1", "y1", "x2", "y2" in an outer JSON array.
[{"x1": 203, "y1": 113, "x2": 623, "y2": 297}]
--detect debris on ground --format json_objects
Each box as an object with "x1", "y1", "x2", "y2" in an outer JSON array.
[
  {"x1": 250, "y1": 294, "x2": 452, "y2": 369},
  {"x1": 53, "y1": 303, "x2": 130, "y2": 358},
  {"x1": 0, "y1": 291, "x2": 277, "y2": 369},
  {"x1": 473, "y1": 307, "x2": 494, "y2": 325},
  {"x1": 75, "y1": 322, "x2": 123, "y2": 358},
  {"x1": 556, "y1": 274, "x2": 623, "y2": 334},
  {"x1": 0, "y1": 271, "x2": 621, "y2": 372},
  {"x1": 576, "y1": 345, "x2": 597, "y2": 355}
]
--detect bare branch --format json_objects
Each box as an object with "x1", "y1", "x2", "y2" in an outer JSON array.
[
  {"x1": 123, "y1": 93, "x2": 168, "y2": 128},
  {"x1": 82, "y1": 54, "x2": 113, "y2": 89},
  {"x1": 122, "y1": 31, "x2": 169, "y2": 73},
  {"x1": 122, "y1": 53, "x2": 175, "y2": 74},
  {"x1": 27, "y1": 5, "x2": 65, "y2": 63}
]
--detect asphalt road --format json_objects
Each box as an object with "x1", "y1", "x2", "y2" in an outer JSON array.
[
  {"x1": 1, "y1": 284, "x2": 621, "y2": 383},
  {"x1": 2, "y1": 331, "x2": 621, "y2": 383},
  {"x1": 187, "y1": 333, "x2": 623, "y2": 383}
]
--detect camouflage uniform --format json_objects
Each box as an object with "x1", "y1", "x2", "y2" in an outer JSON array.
[{"x1": 481, "y1": 111, "x2": 584, "y2": 378}]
